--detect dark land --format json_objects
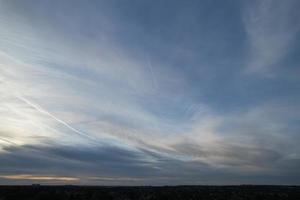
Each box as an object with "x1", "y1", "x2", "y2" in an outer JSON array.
[{"x1": 0, "y1": 185, "x2": 300, "y2": 200}]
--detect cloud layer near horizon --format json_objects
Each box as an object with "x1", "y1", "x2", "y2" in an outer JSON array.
[{"x1": 0, "y1": 0, "x2": 300, "y2": 185}]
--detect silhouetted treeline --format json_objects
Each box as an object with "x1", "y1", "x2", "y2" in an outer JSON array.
[{"x1": 0, "y1": 185, "x2": 299, "y2": 200}]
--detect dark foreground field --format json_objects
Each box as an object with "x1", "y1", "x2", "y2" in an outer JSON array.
[{"x1": 0, "y1": 185, "x2": 299, "y2": 200}]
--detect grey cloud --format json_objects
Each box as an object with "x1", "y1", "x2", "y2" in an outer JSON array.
[
  {"x1": 172, "y1": 142, "x2": 282, "y2": 168},
  {"x1": 1, "y1": 140, "x2": 300, "y2": 185},
  {"x1": 0, "y1": 144, "x2": 155, "y2": 177}
]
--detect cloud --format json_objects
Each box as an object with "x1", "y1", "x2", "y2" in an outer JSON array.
[
  {"x1": 172, "y1": 142, "x2": 282, "y2": 169},
  {"x1": 1, "y1": 139, "x2": 300, "y2": 185},
  {"x1": 243, "y1": 0, "x2": 300, "y2": 74},
  {"x1": 2, "y1": 99, "x2": 300, "y2": 184},
  {"x1": 1, "y1": 46, "x2": 299, "y2": 183},
  {"x1": 0, "y1": 174, "x2": 78, "y2": 182},
  {"x1": 0, "y1": 0, "x2": 300, "y2": 185}
]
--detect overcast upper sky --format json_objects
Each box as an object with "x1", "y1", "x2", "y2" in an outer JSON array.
[{"x1": 0, "y1": 0, "x2": 300, "y2": 185}]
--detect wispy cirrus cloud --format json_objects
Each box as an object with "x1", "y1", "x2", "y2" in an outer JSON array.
[{"x1": 243, "y1": 0, "x2": 300, "y2": 74}]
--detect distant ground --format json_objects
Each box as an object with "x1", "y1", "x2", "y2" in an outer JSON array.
[{"x1": 0, "y1": 185, "x2": 299, "y2": 200}]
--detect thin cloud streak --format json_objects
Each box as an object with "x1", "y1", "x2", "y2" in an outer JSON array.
[
  {"x1": 16, "y1": 95, "x2": 98, "y2": 143},
  {"x1": 0, "y1": 137, "x2": 17, "y2": 146},
  {"x1": 0, "y1": 174, "x2": 79, "y2": 182}
]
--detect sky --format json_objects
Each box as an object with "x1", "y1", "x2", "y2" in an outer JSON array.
[{"x1": 0, "y1": 0, "x2": 300, "y2": 185}]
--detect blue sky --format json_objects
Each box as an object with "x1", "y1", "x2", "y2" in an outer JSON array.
[{"x1": 0, "y1": 0, "x2": 300, "y2": 185}]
